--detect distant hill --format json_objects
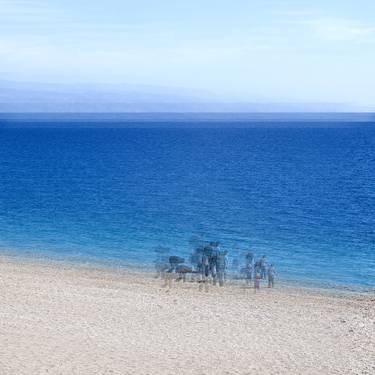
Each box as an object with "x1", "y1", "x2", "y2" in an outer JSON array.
[{"x1": 0, "y1": 80, "x2": 370, "y2": 113}]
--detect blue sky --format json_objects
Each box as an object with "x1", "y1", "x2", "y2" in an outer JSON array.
[{"x1": 1, "y1": 0, "x2": 374, "y2": 107}]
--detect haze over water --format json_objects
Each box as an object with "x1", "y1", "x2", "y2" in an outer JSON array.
[{"x1": 0, "y1": 119, "x2": 374, "y2": 289}]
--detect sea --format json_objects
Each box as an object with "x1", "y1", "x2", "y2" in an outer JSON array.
[{"x1": 0, "y1": 115, "x2": 374, "y2": 291}]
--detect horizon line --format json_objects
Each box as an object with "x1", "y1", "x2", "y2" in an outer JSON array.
[{"x1": 0, "y1": 112, "x2": 374, "y2": 124}]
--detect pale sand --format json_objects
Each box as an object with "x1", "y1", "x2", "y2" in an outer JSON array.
[{"x1": 0, "y1": 256, "x2": 374, "y2": 375}]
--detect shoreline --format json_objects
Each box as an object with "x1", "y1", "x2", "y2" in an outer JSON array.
[
  {"x1": 1, "y1": 253, "x2": 373, "y2": 304},
  {"x1": 1, "y1": 253, "x2": 374, "y2": 374},
  {"x1": 1, "y1": 249, "x2": 374, "y2": 295}
]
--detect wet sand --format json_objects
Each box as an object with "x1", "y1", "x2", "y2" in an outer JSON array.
[{"x1": 0, "y1": 255, "x2": 374, "y2": 374}]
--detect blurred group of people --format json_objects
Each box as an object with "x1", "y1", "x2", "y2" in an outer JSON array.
[
  {"x1": 190, "y1": 241, "x2": 228, "y2": 290},
  {"x1": 242, "y1": 252, "x2": 277, "y2": 291},
  {"x1": 154, "y1": 238, "x2": 277, "y2": 292}
]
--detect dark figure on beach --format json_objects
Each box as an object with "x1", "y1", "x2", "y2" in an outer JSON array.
[
  {"x1": 190, "y1": 248, "x2": 200, "y2": 271},
  {"x1": 254, "y1": 260, "x2": 261, "y2": 276},
  {"x1": 202, "y1": 246, "x2": 212, "y2": 277},
  {"x1": 197, "y1": 244, "x2": 214, "y2": 292},
  {"x1": 209, "y1": 242, "x2": 219, "y2": 285},
  {"x1": 231, "y1": 246, "x2": 240, "y2": 273},
  {"x1": 198, "y1": 251, "x2": 210, "y2": 292},
  {"x1": 259, "y1": 255, "x2": 267, "y2": 279},
  {"x1": 216, "y1": 249, "x2": 228, "y2": 287},
  {"x1": 267, "y1": 264, "x2": 276, "y2": 288},
  {"x1": 190, "y1": 246, "x2": 203, "y2": 281},
  {"x1": 245, "y1": 251, "x2": 255, "y2": 284},
  {"x1": 254, "y1": 271, "x2": 261, "y2": 293}
]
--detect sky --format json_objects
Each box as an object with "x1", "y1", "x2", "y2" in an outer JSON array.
[{"x1": 0, "y1": 0, "x2": 375, "y2": 108}]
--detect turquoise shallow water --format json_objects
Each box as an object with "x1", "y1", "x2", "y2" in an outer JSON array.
[{"x1": 0, "y1": 121, "x2": 374, "y2": 289}]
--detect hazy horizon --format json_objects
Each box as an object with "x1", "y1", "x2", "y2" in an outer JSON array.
[
  {"x1": 1, "y1": 1, "x2": 375, "y2": 111},
  {"x1": 0, "y1": 79, "x2": 374, "y2": 113}
]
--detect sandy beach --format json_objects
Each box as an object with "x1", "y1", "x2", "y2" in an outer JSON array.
[{"x1": 0, "y1": 255, "x2": 374, "y2": 375}]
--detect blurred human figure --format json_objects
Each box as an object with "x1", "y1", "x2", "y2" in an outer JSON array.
[
  {"x1": 245, "y1": 251, "x2": 254, "y2": 285},
  {"x1": 267, "y1": 264, "x2": 276, "y2": 288},
  {"x1": 254, "y1": 259, "x2": 260, "y2": 275},
  {"x1": 254, "y1": 272, "x2": 261, "y2": 293},
  {"x1": 216, "y1": 249, "x2": 228, "y2": 287},
  {"x1": 198, "y1": 246, "x2": 211, "y2": 292},
  {"x1": 209, "y1": 242, "x2": 219, "y2": 285},
  {"x1": 190, "y1": 245, "x2": 203, "y2": 281},
  {"x1": 195, "y1": 246, "x2": 204, "y2": 275},
  {"x1": 259, "y1": 255, "x2": 267, "y2": 279},
  {"x1": 231, "y1": 245, "x2": 241, "y2": 274}
]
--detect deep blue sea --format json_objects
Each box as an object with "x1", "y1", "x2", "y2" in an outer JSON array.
[{"x1": 0, "y1": 120, "x2": 374, "y2": 290}]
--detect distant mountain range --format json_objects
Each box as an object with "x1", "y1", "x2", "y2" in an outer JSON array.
[{"x1": 0, "y1": 80, "x2": 371, "y2": 113}]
